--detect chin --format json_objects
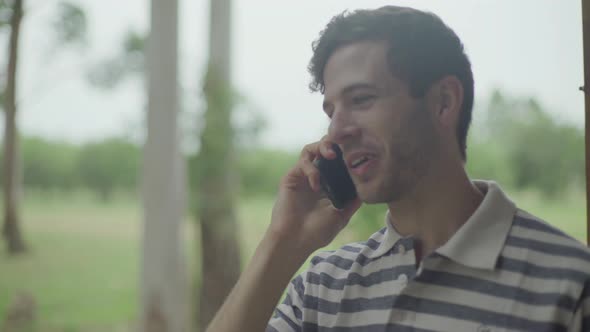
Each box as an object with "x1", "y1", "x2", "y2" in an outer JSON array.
[
  {"x1": 357, "y1": 188, "x2": 388, "y2": 204},
  {"x1": 357, "y1": 182, "x2": 404, "y2": 204}
]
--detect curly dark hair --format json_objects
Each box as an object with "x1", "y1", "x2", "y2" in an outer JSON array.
[{"x1": 308, "y1": 6, "x2": 474, "y2": 161}]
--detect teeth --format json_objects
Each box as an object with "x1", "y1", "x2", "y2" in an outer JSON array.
[{"x1": 352, "y1": 156, "x2": 369, "y2": 168}]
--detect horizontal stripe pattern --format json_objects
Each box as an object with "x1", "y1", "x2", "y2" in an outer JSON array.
[
  {"x1": 505, "y1": 235, "x2": 590, "y2": 262},
  {"x1": 301, "y1": 321, "x2": 437, "y2": 332},
  {"x1": 496, "y1": 256, "x2": 588, "y2": 283},
  {"x1": 513, "y1": 211, "x2": 574, "y2": 240},
  {"x1": 306, "y1": 265, "x2": 416, "y2": 290},
  {"x1": 269, "y1": 194, "x2": 590, "y2": 331},
  {"x1": 415, "y1": 269, "x2": 577, "y2": 310},
  {"x1": 301, "y1": 281, "x2": 573, "y2": 329}
]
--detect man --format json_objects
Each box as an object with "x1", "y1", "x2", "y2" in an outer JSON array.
[{"x1": 207, "y1": 6, "x2": 590, "y2": 332}]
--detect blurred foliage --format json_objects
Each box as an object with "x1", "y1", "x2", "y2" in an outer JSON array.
[
  {"x1": 52, "y1": 1, "x2": 87, "y2": 48},
  {"x1": 0, "y1": 0, "x2": 12, "y2": 110},
  {"x1": 0, "y1": 89, "x2": 583, "y2": 230},
  {"x1": 77, "y1": 138, "x2": 140, "y2": 201},
  {"x1": 349, "y1": 203, "x2": 389, "y2": 240},
  {"x1": 198, "y1": 67, "x2": 237, "y2": 185},
  {"x1": 236, "y1": 148, "x2": 297, "y2": 196},
  {"x1": 0, "y1": 137, "x2": 140, "y2": 200},
  {"x1": 86, "y1": 30, "x2": 146, "y2": 89},
  {"x1": 22, "y1": 136, "x2": 80, "y2": 191},
  {"x1": 0, "y1": 0, "x2": 12, "y2": 28},
  {"x1": 466, "y1": 89, "x2": 585, "y2": 197},
  {"x1": 84, "y1": 28, "x2": 266, "y2": 154}
]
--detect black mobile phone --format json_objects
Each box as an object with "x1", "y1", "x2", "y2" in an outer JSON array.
[{"x1": 315, "y1": 144, "x2": 357, "y2": 209}]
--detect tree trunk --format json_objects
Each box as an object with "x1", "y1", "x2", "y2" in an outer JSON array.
[
  {"x1": 140, "y1": 0, "x2": 188, "y2": 331},
  {"x1": 582, "y1": 0, "x2": 590, "y2": 245},
  {"x1": 2, "y1": 0, "x2": 26, "y2": 254},
  {"x1": 196, "y1": 0, "x2": 241, "y2": 330}
]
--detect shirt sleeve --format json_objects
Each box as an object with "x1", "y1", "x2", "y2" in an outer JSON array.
[
  {"x1": 266, "y1": 274, "x2": 305, "y2": 332},
  {"x1": 570, "y1": 281, "x2": 590, "y2": 332}
]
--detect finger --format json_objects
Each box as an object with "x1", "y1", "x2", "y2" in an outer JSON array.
[
  {"x1": 299, "y1": 158, "x2": 322, "y2": 192},
  {"x1": 280, "y1": 166, "x2": 304, "y2": 190},
  {"x1": 319, "y1": 137, "x2": 336, "y2": 159},
  {"x1": 300, "y1": 142, "x2": 321, "y2": 162}
]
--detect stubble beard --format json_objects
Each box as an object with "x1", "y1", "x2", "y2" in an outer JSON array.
[{"x1": 362, "y1": 105, "x2": 437, "y2": 204}]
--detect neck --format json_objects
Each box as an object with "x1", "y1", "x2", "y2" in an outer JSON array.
[{"x1": 387, "y1": 157, "x2": 483, "y2": 259}]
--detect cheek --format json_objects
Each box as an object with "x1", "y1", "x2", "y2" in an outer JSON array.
[
  {"x1": 363, "y1": 103, "x2": 402, "y2": 141},
  {"x1": 378, "y1": 113, "x2": 424, "y2": 162},
  {"x1": 371, "y1": 112, "x2": 404, "y2": 153}
]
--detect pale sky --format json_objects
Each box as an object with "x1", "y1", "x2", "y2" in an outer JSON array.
[{"x1": 11, "y1": 0, "x2": 585, "y2": 150}]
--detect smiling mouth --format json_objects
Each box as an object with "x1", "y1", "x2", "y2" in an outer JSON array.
[{"x1": 351, "y1": 156, "x2": 370, "y2": 169}]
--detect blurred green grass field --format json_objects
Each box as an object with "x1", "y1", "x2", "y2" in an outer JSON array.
[{"x1": 0, "y1": 188, "x2": 586, "y2": 331}]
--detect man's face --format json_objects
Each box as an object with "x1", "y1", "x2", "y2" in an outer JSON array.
[{"x1": 322, "y1": 41, "x2": 439, "y2": 203}]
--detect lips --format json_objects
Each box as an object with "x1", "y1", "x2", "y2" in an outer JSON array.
[
  {"x1": 345, "y1": 151, "x2": 376, "y2": 171},
  {"x1": 351, "y1": 156, "x2": 369, "y2": 168},
  {"x1": 352, "y1": 159, "x2": 376, "y2": 178}
]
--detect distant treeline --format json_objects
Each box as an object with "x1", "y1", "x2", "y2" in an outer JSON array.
[{"x1": 0, "y1": 91, "x2": 584, "y2": 203}]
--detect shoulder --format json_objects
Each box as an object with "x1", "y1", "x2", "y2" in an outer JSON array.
[
  {"x1": 503, "y1": 209, "x2": 590, "y2": 279},
  {"x1": 512, "y1": 210, "x2": 584, "y2": 241},
  {"x1": 510, "y1": 209, "x2": 589, "y2": 255}
]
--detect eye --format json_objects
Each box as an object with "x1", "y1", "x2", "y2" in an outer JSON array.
[{"x1": 352, "y1": 95, "x2": 375, "y2": 105}]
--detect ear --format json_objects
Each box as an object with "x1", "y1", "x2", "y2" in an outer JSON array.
[{"x1": 429, "y1": 76, "x2": 464, "y2": 129}]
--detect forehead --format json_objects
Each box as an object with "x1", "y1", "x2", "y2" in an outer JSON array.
[{"x1": 323, "y1": 41, "x2": 395, "y2": 99}]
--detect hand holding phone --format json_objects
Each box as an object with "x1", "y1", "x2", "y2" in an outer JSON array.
[
  {"x1": 267, "y1": 140, "x2": 361, "y2": 255},
  {"x1": 314, "y1": 144, "x2": 357, "y2": 209}
]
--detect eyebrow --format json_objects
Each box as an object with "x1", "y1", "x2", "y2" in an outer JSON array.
[
  {"x1": 341, "y1": 83, "x2": 378, "y2": 95},
  {"x1": 322, "y1": 82, "x2": 378, "y2": 111}
]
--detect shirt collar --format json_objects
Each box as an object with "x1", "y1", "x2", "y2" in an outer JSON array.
[
  {"x1": 367, "y1": 180, "x2": 516, "y2": 270},
  {"x1": 367, "y1": 210, "x2": 401, "y2": 259},
  {"x1": 436, "y1": 180, "x2": 516, "y2": 270}
]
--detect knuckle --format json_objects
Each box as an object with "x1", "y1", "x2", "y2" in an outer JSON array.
[{"x1": 300, "y1": 142, "x2": 319, "y2": 158}]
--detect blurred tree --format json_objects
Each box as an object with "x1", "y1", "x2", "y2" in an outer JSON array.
[
  {"x1": 505, "y1": 102, "x2": 584, "y2": 196},
  {"x1": 84, "y1": 7, "x2": 266, "y2": 329},
  {"x1": 467, "y1": 89, "x2": 584, "y2": 196},
  {"x1": 2, "y1": 0, "x2": 25, "y2": 254},
  {"x1": 0, "y1": 0, "x2": 6, "y2": 107},
  {"x1": 85, "y1": 28, "x2": 265, "y2": 150},
  {"x1": 195, "y1": 0, "x2": 241, "y2": 329},
  {"x1": 139, "y1": 0, "x2": 188, "y2": 331},
  {"x1": 1, "y1": 0, "x2": 87, "y2": 254}
]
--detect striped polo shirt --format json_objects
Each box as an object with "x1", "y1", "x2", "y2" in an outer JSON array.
[{"x1": 267, "y1": 180, "x2": 590, "y2": 332}]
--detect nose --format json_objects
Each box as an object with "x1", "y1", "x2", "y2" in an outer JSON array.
[{"x1": 327, "y1": 110, "x2": 361, "y2": 145}]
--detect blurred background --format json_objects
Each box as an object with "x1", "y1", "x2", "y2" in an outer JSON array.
[{"x1": 0, "y1": 0, "x2": 586, "y2": 331}]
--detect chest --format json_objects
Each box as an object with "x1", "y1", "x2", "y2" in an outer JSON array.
[{"x1": 302, "y1": 255, "x2": 575, "y2": 332}]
